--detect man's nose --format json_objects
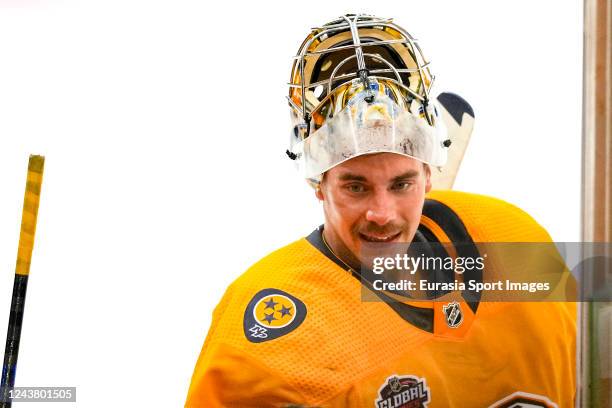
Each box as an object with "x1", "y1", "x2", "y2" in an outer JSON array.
[{"x1": 365, "y1": 190, "x2": 396, "y2": 226}]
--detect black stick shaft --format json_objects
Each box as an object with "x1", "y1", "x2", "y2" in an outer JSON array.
[{"x1": 0, "y1": 275, "x2": 29, "y2": 408}]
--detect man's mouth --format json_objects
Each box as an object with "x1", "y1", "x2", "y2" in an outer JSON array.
[{"x1": 358, "y1": 232, "x2": 402, "y2": 243}]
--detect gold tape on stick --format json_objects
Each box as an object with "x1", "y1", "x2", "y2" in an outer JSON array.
[{"x1": 15, "y1": 155, "x2": 45, "y2": 276}]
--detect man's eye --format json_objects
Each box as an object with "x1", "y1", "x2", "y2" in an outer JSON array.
[
  {"x1": 346, "y1": 184, "x2": 366, "y2": 193},
  {"x1": 393, "y1": 181, "x2": 414, "y2": 191}
]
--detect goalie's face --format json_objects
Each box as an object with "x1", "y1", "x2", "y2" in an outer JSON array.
[{"x1": 316, "y1": 153, "x2": 431, "y2": 270}]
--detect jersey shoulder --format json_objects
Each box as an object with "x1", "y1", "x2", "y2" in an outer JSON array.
[
  {"x1": 198, "y1": 235, "x2": 354, "y2": 351},
  {"x1": 187, "y1": 236, "x2": 374, "y2": 406},
  {"x1": 425, "y1": 190, "x2": 552, "y2": 242},
  {"x1": 230, "y1": 235, "x2": 350, "y2": 299}
]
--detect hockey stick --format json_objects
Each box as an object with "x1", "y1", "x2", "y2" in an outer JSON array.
[
  {"x1": 0, "y1": 155, "x2": 45, "y2": 408},
  {"x1": 430, "y1": 92, "x2": 475, "y2": 190}
]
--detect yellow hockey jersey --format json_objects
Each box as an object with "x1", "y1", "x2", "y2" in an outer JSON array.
[{"x1": 186, "y1": 191, "x2": 576, "y2": 407}]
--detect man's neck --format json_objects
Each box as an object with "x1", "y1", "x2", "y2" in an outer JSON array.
[{"x1": 321, "y1": 225, "x2": 362, "y2": 272}]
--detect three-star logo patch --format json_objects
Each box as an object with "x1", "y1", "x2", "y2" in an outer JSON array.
[{"x1": 243, "y1": 288, "x2": 306, "y2": 343}]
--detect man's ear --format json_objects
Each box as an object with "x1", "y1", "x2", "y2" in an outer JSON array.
[
  {"x1": 315, "y1": 185, "x2": 324, "y2": 201},
  {"x1": 315, "y1": 174, "x2": 326, "y2": 201},
  {"x1": 424, "y1": 164, "x2": 432, "y2": 193}
]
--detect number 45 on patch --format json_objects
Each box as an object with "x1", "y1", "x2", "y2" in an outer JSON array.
[{"x1": 248, "y1": 324, "x2": 268, "y2": 339}]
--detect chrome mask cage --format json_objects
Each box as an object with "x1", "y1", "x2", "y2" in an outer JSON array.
[{"x1": 288, "y1": 14, "x2": 435, "y2": 141}]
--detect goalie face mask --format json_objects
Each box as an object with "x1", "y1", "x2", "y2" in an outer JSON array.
[
  {"x1": 288, "y1": 77, "x2": 447, "y2": 181},
  {"x1": 287, "y1": 14, "x2": 448, "y2": 183}
]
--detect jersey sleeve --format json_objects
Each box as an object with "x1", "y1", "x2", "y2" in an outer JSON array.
[
  {"x1": 185, "y1": 284, "x2": 307, "y2": 408},
  {"x1": 185, "y1": 342, "x2": 306, "y2": 408}
]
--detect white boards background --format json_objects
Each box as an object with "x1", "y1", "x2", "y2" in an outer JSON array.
[{"x1": 0, "y1": 1, "x2": 582, "y2": 406}]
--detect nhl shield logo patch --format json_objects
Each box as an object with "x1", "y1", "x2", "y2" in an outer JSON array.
[
  {"x1": 442, "y1": 301, "x2": 463, "y2": 328},
  {"x1": 243, "y1": 288, "x2": 306, "y2": 343},
  {"x1": 375, "y1": 374, "x2": 430, "y2": 408}
]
